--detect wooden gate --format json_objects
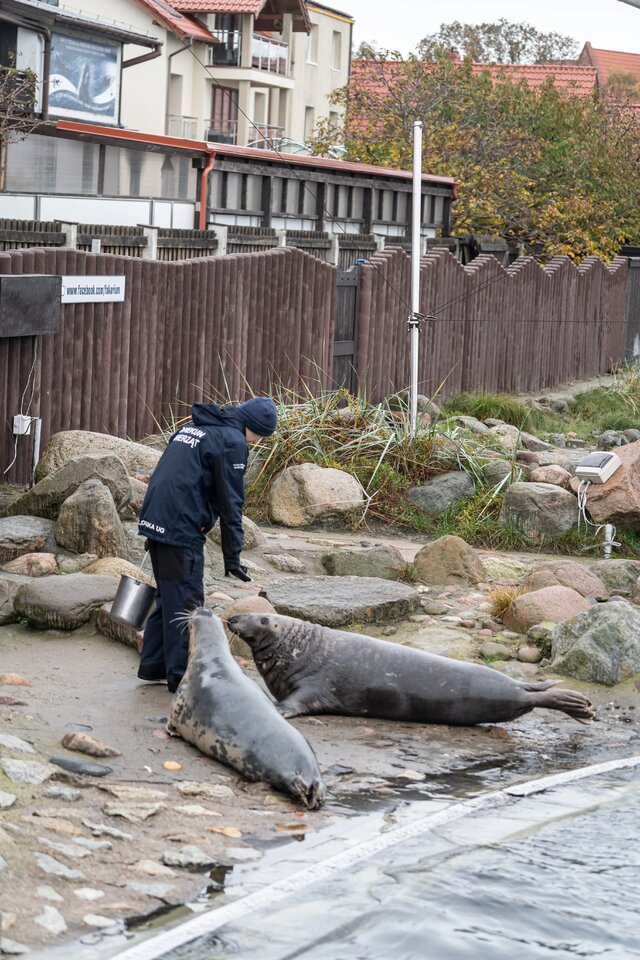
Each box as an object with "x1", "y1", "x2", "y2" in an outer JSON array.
[
  {"x1": 332, "y1": 264, "x2": 360, "y2": 393},
  {"x1": 623, "y1": 258, "x2": 640, "y2": 364}
]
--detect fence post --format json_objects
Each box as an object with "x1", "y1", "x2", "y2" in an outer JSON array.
[
  {"x1": 58, "y1": 222, "x2": 78, "y2": 249},
  {"x1": 276, "y1": 230, "x2": 287, "y2": 247},
  {"x1": 141, "y1": 225, "x2": 158, "y2": 260},
  {"x1": 212, "y1": 225, "x2": 228, "y2": 257},
  {"x1": 374, "y1": 234, "x2": 385, "y2": 253},
  {"x1": 329, "y1": 233, "x2": 340, "y2": 266},
  {"x1": 623, "y1": 258, "x2": 640, "y2": 364}
]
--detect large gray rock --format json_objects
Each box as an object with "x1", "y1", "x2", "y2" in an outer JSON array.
[
  {"x1": 500, "y1": 482, "x2": 577, "y2": 544},
  {"x1": 13, "y1": 573, "x2": 119, "y2": 629},
  {"x1": 320, "y1": 544, "x2": 405, "y2": 580},
  {"x1": 2, "y1": 452, "x2": 132, "y2": 521},
  {"x1": 407, "y1": 471, "x2": 475, "y2": 515},
  {"x1": 590, "y1": 559, "x2": 640, "y2": 599},
  {"x1": 262, "y1": 576, "x2": 421, "y2": 626},
  {"x1": 55, "y1": 479, "x2": 129, "y2": 560},
  {"x1": 503, "y1": 585, "x2": 590, "y2": 634},
  {"x1": 450, "y1": 415, "x2": 489, "y2": 434},
  {"x1": 482, "y1": 459, "x2": 515, "y2": 487},
  {"x1": 413, "y1": 535, "x2": 484, "y2": 586},
  {"x1": 0, "y1": 516, "x2": 54, "y2": 562},
  {"x1": 524, "y1": 560, "x2": 608, "y2": 599},
  {"x1": 208, "y1": 515, "x2": 266, "y2": 551},
  {"x1": 536, "y1": 448, "x2": 596, "y2": 473},
  {"x1": 551, "y1": 601, "x2": 640, "y2": 685},
  {"x1": 35, "y1": 430, "x2": 161, "y2": 482},
  {"x1": 0, "y1": 573, "x2": 31, "y2": 625},
  {"x1": 267, "y1": 463, "x2": 365, "y2": 526},
  {"x1": 96, "y1": 603, "x2": 142, "y2": 650}
]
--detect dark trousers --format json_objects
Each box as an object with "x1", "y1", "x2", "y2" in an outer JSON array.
[{"x1": 138, "y1": 540, "x2": 204, "y2": 693}]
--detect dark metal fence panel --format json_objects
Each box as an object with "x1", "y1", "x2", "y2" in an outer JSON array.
[{"x1": 355, "y1": 247, "x2": 628, "y2": 403}]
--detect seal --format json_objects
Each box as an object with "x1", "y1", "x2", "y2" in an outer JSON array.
[
  {"x1": 169, "y1": 608, "x2": 325, "y2": 809},
  {"x1": 227, "y1": 613, "x2": 596, "y2": 726}
]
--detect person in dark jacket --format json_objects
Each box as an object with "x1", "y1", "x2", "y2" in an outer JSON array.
[{"x1": 137, "y1": 396, "x2": 278, "y2": 692}]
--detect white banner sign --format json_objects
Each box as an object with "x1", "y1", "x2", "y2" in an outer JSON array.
[{"x1": 61, "y1": 276, "x2": 126, "y2": 303}]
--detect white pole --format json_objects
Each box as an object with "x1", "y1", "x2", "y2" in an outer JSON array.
[{"x1": 410, "y1": 120, "x2": 423, "y2": 434}]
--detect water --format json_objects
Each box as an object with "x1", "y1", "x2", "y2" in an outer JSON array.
[{"x1": 163, "y1": 769, "x2": 640, "y2": 960}]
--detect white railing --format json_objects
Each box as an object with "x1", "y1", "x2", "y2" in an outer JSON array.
[
  {"x1": 167, "y1": 115, "x2": 199, "y2": 139},
  {"x1": 207, "y1": 31, "x2": 288, "y2": 75}
]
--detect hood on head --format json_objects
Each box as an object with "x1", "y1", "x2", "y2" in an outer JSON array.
[{"x1": 233, "y1": 397, "x2": 278, "y2": 437}]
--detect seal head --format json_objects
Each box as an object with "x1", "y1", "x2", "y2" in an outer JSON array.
[{"x1": 170, "y1": 609, "x2": 325, "y2": 808}]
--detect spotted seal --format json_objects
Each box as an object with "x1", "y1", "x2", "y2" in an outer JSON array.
[
  {"x1": 227, "y1": 613, "x2": 595, "y2": 726},
  {"x1": 169, "y1": 609, "x2": 325, "y2": 808}
]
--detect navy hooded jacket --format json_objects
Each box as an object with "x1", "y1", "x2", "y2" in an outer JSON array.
[{"x1": 138, "y1": 403, "x2": 250, "y2": 562}]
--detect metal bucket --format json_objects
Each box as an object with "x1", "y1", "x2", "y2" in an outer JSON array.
[{"x1": 111, "y1": 575, "x2": 156, "y2": 630}]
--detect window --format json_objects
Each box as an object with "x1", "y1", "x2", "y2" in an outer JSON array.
[
  {"x1": 331, "y1": 31, "x2": 341, "y2": 70},
  {"x1": 306, "y1": 24, "x2": 318, "y2": 63},
  {"x1": 209, "y1": 85, "x2": 238, "y2": 144},
  {"x1": 304, "y1": 106, "x2": 315, "y2": 141}
]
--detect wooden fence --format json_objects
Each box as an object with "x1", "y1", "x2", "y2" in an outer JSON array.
[
  {"x1": 0, "y1": 246, "x2": 335, "y2": 484},
  {"x1": 356, "y1": 247, "x2": 628, "y2": 401},
  {"x1": 0, "y1": 243, "x2": 631, "y2": 485}
]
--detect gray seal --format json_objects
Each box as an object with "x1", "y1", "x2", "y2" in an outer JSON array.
[
  {"x1": 227, "y1": 613, "x2": 595, "y2": 726},
  {"x1": 169, "y1": 609, "x2": 325, "y2": 809}
]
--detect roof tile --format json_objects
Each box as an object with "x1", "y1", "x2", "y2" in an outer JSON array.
[
  {"x1": 133, "y1": 0, "x2": 215, "y2": 41},
  {"x1": 580, "y1": 44, "x2": 640, "y2": 85}
]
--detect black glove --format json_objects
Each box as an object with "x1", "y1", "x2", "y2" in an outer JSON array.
[{"x1": 225, "y1": 562, "x2": 252, "y2": 582}]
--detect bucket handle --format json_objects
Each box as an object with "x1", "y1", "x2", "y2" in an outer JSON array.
[{"x1": 139, "y1": 551, "x2": 150, "y2": 576}]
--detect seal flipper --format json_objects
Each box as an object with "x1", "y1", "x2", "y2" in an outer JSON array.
[{"x1": 526, "y1": 683, "x2": 596, "y2": 723}]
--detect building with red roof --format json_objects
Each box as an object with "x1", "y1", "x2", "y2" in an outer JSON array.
[{"x1": 579, "y1": 42, "x2": 640, "y2": 87}]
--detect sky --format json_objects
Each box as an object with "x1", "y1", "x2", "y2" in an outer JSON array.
[{"x1": 343, "y1": 0, "x2": 640, "y2": 57}]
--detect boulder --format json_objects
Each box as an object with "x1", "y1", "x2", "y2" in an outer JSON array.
[
  {"x1": 82, "y1": 557, "x2": 154, "y2": 586},
  {"x1": 262, "y1": 576, "x2": 421, "y2": 627},
  {"x1": 590, "y1": 559, "x2": 640, "y2": 599},
  {"x1": 482, "y1": 459, "x2": 515, "y2": 487},
  {"x1": 57, "y1": 553, "x2": 98, "y2": 574},
  {"x1": 208, "y1": 515, "x2": 266, "y2": 551},
  {"x1": 264, "y1": 553, "x2": 306, "y2": 574},
  {"x1": 481, "y1": 556, "x2": 531, "y2": 585},
  {"x1": 267, "y1": 463, "x2": 365, "y2": 526},
  {"x1": 407, "y1": 471, "x2": 475, "y2": 515},
  {"x1": 13, "y1": 574, "x2": 119, "y2": 629},
  {"x1": 499, "y1": 482, "x2": 578, "y2": 544},
  {"x1": 597, "y1": 430, "x2": 627, "y2": 450},
  {"x1": 35, "y1": 430, "x2": 161, "y2": 482},
  {"x1": 320, "y1": 544, "x2": 405, "y2": 580},
  {"x1": 119, "y1": 476, "x2": 149, "y2": 521},
  {"x1": 502, "y1": 585, "x2": 590, "y2": 634},
  {"x1": 387, "y1": 391, "x2": 440, "y2": 420},
  {"x1": 0, "y1": 516, "x2": 54, "y2": 562},
  {"x1": 55, "y1": 480, "x2": 129, "y2": 560},
  {"x1": 486, "y1": 423, "x2": 522, "y2": 453},
  {"x1": 523, "y1": 560, "x2": 608, "y2": 599},
  {"x1": 529, "y1": 465, "x2": 572, "y2": 488},
  {"x1": 450, "y1": 415, "x2": 489, "y2": 434},
  {"x1": 96, "y1": 603, "x2": 142, "y2": 650},
  {"x1": 1, "y1": 552, "x2": 58, "y2": 577},
  {"x1": 413, "y1": 535, "x2": 484, "y2": 586},
  {"x1": 2, "y1": 452, "x2": 131, "y2": 521},
  {"x1": 536, "y1": 448, "x2": 591, "y2": 473},
  {"x1": 0, "y1": 573, "x2": 31, "y2": 625},
  {"x1": 550, "y1": 601, "x2": 640, "y2": 685},
  {"x1": 576, "y1": 440, "x2": 640, "y2": 525}
]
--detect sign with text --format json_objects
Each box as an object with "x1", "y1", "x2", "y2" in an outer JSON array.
[{"x1": 61, "y1": 275, "x2": 126, "y2": 303}]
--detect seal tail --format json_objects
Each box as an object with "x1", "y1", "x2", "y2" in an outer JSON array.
[{"x1": 524, "y1": 682, "x2": 596, "y2": 724}]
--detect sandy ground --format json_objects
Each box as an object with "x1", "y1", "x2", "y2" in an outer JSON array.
[{"x1": 1, "y1": 525, "x2": 640, "y2": 955}]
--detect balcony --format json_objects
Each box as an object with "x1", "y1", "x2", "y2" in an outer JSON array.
[
  {"x1": 206, "y1": 119, "x2": 238, "y2": 145},
  {"x1": 207, "y1": 32, "x2": 288, "y2": 75},
  {"x1": 167, "y1": 115, "x2": 199, "y2": 139},
  {"x1": 246, "y1": 124, "x2": 285, "y2": 149}
]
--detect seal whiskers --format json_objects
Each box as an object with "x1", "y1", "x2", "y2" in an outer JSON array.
[{"x1": 169, "y1": 609, "x2": 326, "y2": 808}]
